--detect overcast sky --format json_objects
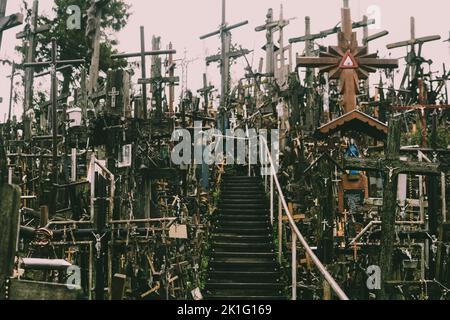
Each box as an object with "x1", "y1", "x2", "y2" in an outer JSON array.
[{"x1": 1, "y1": 0, "x2": 449, "y2": 121}]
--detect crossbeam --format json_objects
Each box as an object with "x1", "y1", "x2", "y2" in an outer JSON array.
[
  {"x1": 23, "y1": 38, "x2": 84, "y2": 193},
  {"x1": 110, "y1": 26, "x2": 176, "y2": 119},
  {"x1": 289, "y1": 19, "x2": 375, "y2": 43}
]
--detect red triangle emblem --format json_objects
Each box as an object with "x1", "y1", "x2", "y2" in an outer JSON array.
[{"x1": 339, "y1": 50, "x2": 358, "y2": 69}]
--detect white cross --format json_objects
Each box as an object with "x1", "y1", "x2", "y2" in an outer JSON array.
[{"x1": 108, "y1": 87, "x2": 120, "y2": 108}]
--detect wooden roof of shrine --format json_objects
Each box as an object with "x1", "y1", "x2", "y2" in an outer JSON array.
[{"x1": 315, "y1": 109, "x2": 388, "y2": 140}]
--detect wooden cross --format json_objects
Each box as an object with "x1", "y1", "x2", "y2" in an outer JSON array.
[
  {"x1": 296, "y1": 1, "x2": 398, "y2": 113},
  {"x1": 111, "y1": 26, "x2": 176, "y2": 119},
  {"x1": 0, "y1": 0, "x2": 23, "y2": 51},
  {"x1": 16, "y1": 0, "x2": 50, "y2": 139},
  {"x1": 255, "y1": 6, "x2": 294, "y2": 77},
  {"x1": 6, "y1": 62, "x2": 19, "y2": 122},
  {"x1": 255, "y1": 8, "x2": 276, "y2": 75},
  {"x1": 386, "y1": 17, "x2": 441, "y2": 93},
  {"x1": 199, "y1": 0, "x2": 248, "y2": 134},
  {"x1": 273, "y1": 5, "x2": 295, "y2": 87},
  {"x1": 197, "y1": 74, "x2": 215, "y2": 114},
  {"x1": 289, "y1": 14, "x2": 376, "y2": 44},
  {"x1": 86, "y1": 0, "x2": 110, "y2": 95},
  {"x1": 23, "y1": 38, "x2": 84, "y2": 188},
  {"x1": 167, "y1": 42, "x2": 176, "y2": 114},
  {"x1": 344, "y1": 117, "x2": 440, "y2": 299},
  {"x1": 108, "y1": 87, "x2": 120, "y2": 108},
  {"x1": 135, "y1": 37, "x2": 179, "y2": 121}
]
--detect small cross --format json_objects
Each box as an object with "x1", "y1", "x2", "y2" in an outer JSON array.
[
  {"x1": 108, "y1": 87, "x2": 120, "y2": 108},
  {"x1": 322, "y1": 219, "x2": 330, "y2": 231}
]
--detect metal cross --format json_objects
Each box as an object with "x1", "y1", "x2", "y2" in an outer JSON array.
[{"x1": 108, "y1": 87, "x2": 120, "y2": 108}]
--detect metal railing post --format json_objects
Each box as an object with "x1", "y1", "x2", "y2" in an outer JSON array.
[
  {"x1": 270, "y1": 173, "x2": 274, "y2": 226},
  {"x1": 292, "y1": 232, "x2": 297, "y2": 300},
  {"x1": 259, "y1": 135, "x2": 349, "y2": 300},
  {"x1": 278, "y1": 195, "x2": 282, "y2": 264}
]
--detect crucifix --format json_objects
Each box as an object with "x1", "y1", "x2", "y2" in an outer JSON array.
[
  {"x1": 16, "y1": 0, "x2": 50, "y2": 140},
  {"x1": 197, "y1": 74, "x2": 215, "y2": 114},
  {"x1": 23, "y1": 38, "x2": 84, "y2": 210},
  {"x1": 344, "y1": 117, "x2": 440, "y2": 299},
  {"x1": 0, "y1": 0, "x2": 23, "y2": 51},
  {"x1": 199, "y1": 0, "x2": 248, "y2": 134},
  {"x1": 296, "y1": 1, "x2": 398, "y2": 114},
  {"x1": 111, "y1": 26, "x2": 176, "y2": 119}
]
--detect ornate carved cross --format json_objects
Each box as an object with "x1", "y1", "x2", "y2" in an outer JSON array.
[{"x1": 296, "y1": 2, "x2": 398, "y2": 113}]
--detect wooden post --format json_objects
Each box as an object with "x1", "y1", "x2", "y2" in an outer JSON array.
[
  {"x1": 94, "y1": 173, "x2": 108, "y2": 300},
  {"x1": 344, "y1": 117, "x2": 440, "y2": 299},
  {"x1": 0, "y1": 183, "x2": 21, "y2": 300},
  {"x1": 7, "y1": 63, "x2": 18, "y2": 122},
  {"x1": 16, "y1": 0, "x2": 48, "y2": 139},
  {"x1": 168, "y1": 42, "x2": 175, "y2": 114},
  {"x1": 323, "y1": 280, "x2": 332, "y2": 300},
  {"x1": 378, "y1": 118, "x2": 401, "y2": 300},
  {"x1": 291, "y1": 232, "x2": 297, "y2": 300},
  {"x1": 139, "y1": 26, "x2": 149, "y2": 119},
  {"x1": 87, "y1": 0, "x2": 103, "y2": 95},
  {"x1": 39, "y1": 205, "x2": 49, "y2": 228},
  {"x1": 278, "y1": 195, "x2": 282, "y2": 264}
]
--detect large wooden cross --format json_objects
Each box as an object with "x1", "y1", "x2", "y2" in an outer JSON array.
[
  {"x1": 16, "y1": 0, "x2": 50, "y2": 112},
  {"x1": 0, "y1": 0, "x2": 23, "y2": 51},
  {"x1": 111, "y1": 26, "x2": 176, "y2": 120},
  {"x1": 199, "y1": 0, "x2": 248, "y2": 134},
  {"x1": 86, "y1": 0, "x2": 110, "y2": 95},
  {"x1": 255, "y1": 8, "x2": 277, "y2": 75},
  {"x1": 296, "y1": 1, "x2": 398, "y2": 113},
  {"x1": 197, "y1": 73, "x2": 215, "y2": 114},
  {"x1": 23, "y1": 38, "x2": 84, "y2": 188},
  {"x1": 386, "y1": 17, "x2": 441, "y2": 93},
  {"x1": 344, "y1": 117, "x2": 440, "y2": 299}
]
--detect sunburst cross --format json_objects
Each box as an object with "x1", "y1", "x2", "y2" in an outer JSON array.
[{"x1": 296, "y1": 1, "x2": 398, "y2": 113}]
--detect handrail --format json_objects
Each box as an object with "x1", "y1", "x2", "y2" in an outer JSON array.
[
  {"x1": 211, "y1": 132, "x2": 349, "y2": 300},
  {"x1": 259, "y1": 135, "x2": 349, "y2": 301}
]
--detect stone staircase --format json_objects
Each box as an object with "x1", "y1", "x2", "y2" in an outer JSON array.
[{"x1": 205, "y1": 176, "x2": 285, "y2": 300}]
